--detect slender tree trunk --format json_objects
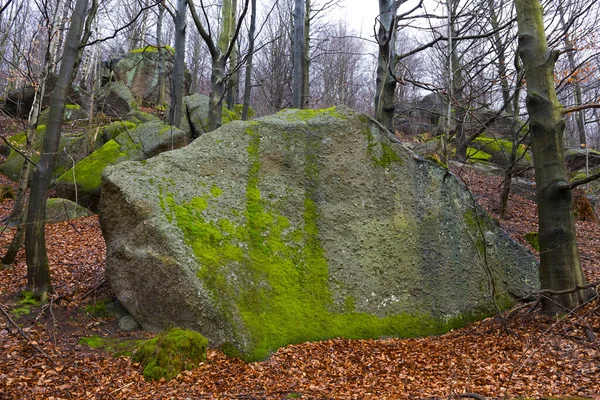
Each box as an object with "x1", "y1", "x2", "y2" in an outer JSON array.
[
  {"x1": 157, "y1": 1, "x2": 166, "y2": 106},
  {"x1": 375, "y1": 0, "x2": 397, "y2": 132},
  {"x1": 488, "y1": 0, "x2": 512, "y2": 115},
  {"x1": 242, "y1": 0, "x2": 257, "y2": 120},
  {"x1": 226, "y1": 0, "x2": 238, "y2": 110},
  {"x1": 557, "y1": 1, "x2": 586, "y2": 146},
  {"x1": 169, "y1": 0, "x2": 187, "y2": 127},
  {"x1": 208, "y1": 57, "x2": 226, "y2": 131},
  {"x1": 500, "y1": 70, "x2": 525, "y2": 218},
  {"x1": 25, "y1": 0, "x2": 88, "y2": 300},
  {"x1": 292, "y1": 0, "x2": 305, "y2": 108},
  {"x1": 515, "y1": 0, "x2": 589, "y2": 312},
  {"x1": 302, "y1": 0, "x2": 310, "y2": 108}
]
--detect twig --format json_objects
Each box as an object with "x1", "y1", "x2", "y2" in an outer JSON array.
[
  {"x1": 459, "y1": 393, "x2": 488, "y2": 400},
  {"x1": 0, "y1": 303, "x2": 57, "y2": 365}
]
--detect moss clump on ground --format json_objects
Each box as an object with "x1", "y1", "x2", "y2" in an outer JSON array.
[
  {"x1": 84, "y1": 300, "x2": 110, "y2": 318},
  {"x1": 79, "y1": 335, "x2": 144, "y2": 357},
  {"x1": 524, "y1": 231, "x2": 540, "y2": 252},
  {"x1": 131, "y1": 328, "x2": 208, "y2": 381},
  {"x1": 163, "y1": 122, "x2": 482, "y2": 361},
  {"x1": 10, "y1": 291, "x2": 40, "y2": 317}
]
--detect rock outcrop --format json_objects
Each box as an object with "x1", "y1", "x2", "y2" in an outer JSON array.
[
  {"x1": 101, "y1": 46, "x2": 190, "y2": 106},
  {"x1": 99, "y1": 107, "x2": 538, "y2": 361}
]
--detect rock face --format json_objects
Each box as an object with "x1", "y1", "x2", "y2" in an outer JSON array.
[
  {"x1": 101, "y1": 47, "x2": 190, "y2": 106},
  {"x1": 99, "y1": 107, "x2": 538, "y2": 361},
  {"x1": 3, "y1": 74, "x2": 83, "y2": 118}
]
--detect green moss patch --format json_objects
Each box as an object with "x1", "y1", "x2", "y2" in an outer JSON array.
[
  {"x1": 79, "y1": 335, "x2": 144, "y2": 357},
  {"x1": 10, "y1": 291, "x2": 40, "y2": 317},
  {"x1": 57, "y1": 139, "x2": 128, "y2": 191},
  {"x1": 130, "y1": 45, "x2": 175, "y2": 55},
  {"x1": 466, "y1": 147, "x2": 492, "y2": 162},
  {"x1": 131, "y1": 328, "x2": 208, "y2": 381},
  {"x1": 524, "y1": 231, "x2": 540, "y2": 252},
  {"x1": 471, "y1": 135, "x2": 531, "y2": 162}
]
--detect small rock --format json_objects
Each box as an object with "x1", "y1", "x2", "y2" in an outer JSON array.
[{"x1": 118, "y1": 314, "x2": 141, "y2": 331}]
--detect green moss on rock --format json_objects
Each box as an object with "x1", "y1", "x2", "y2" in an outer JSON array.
[
  {"x1": 466, "y1": 147, "x2": 492, "y2": 162},
  {"x1": 57, "y1": 140, "x2": 127, "y2": 191},
  {"x1": 131, "y1": 328, "x2": 208, "y2": 381},
  {"x1": 524, "y1": 231, "x2": 540, "y2": 252}
]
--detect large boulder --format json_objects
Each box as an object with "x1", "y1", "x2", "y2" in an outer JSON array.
[
  {"x1": 178, "y1": 94, "x2": 250, "y2": 138},
  {"x1": 0, "y1": 126, "x2": 91, "y2": 182},
  {"x1": 3, "y1": 74, "x2": 83, "y2": 118},
  {"x1": 99, "y1": 107, "x2": 538, "y2": 361},
  {"x1": 55, "y1": 119, "x2": 188, "y2": 209},
  {"x1": 101, "y1": 46, "x2": 191, "y2": 106},
  {"x1": 98, "y1": 81, "x2": 139, "y2": 117}
]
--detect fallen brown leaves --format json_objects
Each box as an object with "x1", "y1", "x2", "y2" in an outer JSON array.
[{"x1": 0, "y1": 164, "x2": 599, "y2": 399}]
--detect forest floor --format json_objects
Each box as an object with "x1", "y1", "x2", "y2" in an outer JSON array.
[{"x1": 0, "y1": 122, "x2": 599, "y2": 399}]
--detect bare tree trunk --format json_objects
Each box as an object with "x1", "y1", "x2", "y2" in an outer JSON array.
[
  {"x1": 157, "y1": 1, "x2": 166, "y2": 106},
  {"x1": 25, "y1": 0, "x2": 88, "y2": 299},
  {"x1": 242, "y1": 0, "x2": 257, "y2": 120},
  {"x1": 302, "y1": 0, "x2": 310, "y2": 108},
  {"x1": 515, "y1": 0, "x2": 589, "y2": 312},
  {"x1": 292, "y1": 0, "x2": 305, "y2": 108},
  {"x1": 169, "y1": 0, "x2": 187, "y2": 128},
  {"x1": 187, "y1": 0, "x2": 249, "y2": 131},
  {"x1": 374, "y1": 0, "x2": 397, "y2": 132},
  {"x1": 226, "y1": 0, "x2": 238, "y2": 110},
  {"x1": 558, "y1": 1, "x2": 586, "y2": 146}
]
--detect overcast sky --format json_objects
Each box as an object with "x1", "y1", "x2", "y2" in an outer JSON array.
[{"x1": 339, "y1": 0, "x2": 379, "y2": 37}]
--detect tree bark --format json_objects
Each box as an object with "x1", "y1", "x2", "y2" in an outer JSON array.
[
  {"x1": 169, "y1": 0, "x2": 187, "y2": 128},
  {"x1": 25, "y1": 0, "x2": 88, "y2": 299},
  {"x1": 157, "y1": 1, "x2": 166, "y2": 106},
  {"x1": 302, "y1": 0, "x2": 310, "y2": 108},
  {"x1": 292, "y1": 0, "x2": 305, "y2": 108},
  {"x1": 375, "y1": 0, "x2": 397, "y2": 132},
  {"x1": 515, "y1": 0, "x2": 589, "y2": 312},
  {"x1": 242, "y1": 0, "x2": 257, "y2": 120}
]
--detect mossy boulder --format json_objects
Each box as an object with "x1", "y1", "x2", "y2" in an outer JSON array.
[
  {"x1": 101, "y1": 49, "x2": 190, "y2": 106},
  {"x1": 565, "y1": 148, "x2": 600, "y2": 171},
  {"x1": 179, "y1": 94, "x2": 250, "y2": 138},
  {"x1": 45, "y1": 198, "x2": 94, "y2": 222},
  {"x1": 99, "y1": 107, "x2": 538, "y2": 361},
  {"x1": 0, "y1": 127, "x2": 89, "y2": 182},
  {"x1": 55, "y1": 120, "x2": 188, "y2": 209},
  {"x1": 98, "y1": 81, "x2": 139, "y2": 117},
  {"x1": 469, "y1": 135, "x2": 533, "y2": 174},
  {"x1": 38, "y1": 104, "x2": 87, "y2": 125}
]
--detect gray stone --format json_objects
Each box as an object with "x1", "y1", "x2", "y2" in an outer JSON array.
[
  {"x1": 99, "y1": 81, "x2": 139, "y2": 117},
  {"x1": 45, "y1": 198, "x2": 93, "y2": 223},
  {"x1": 99, "y1": 107, "x2": 538, "y2": 361},
  {"x1": 101, "y1": 48, "x2": 190, "y2": 106},
  {"x1": 118, "y1": 314, "x2": 141, "y2": 331}
]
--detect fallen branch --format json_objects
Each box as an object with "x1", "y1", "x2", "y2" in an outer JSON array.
[
  {"x1": 0, "y1": 303, "x2": 57, "y2": 365},
  {"x1": 557, "y1": 171, "x2": 600, "y2": 191},
  {"x1": 459, "y1": 393, "x2": 488, "y2": 400}
]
